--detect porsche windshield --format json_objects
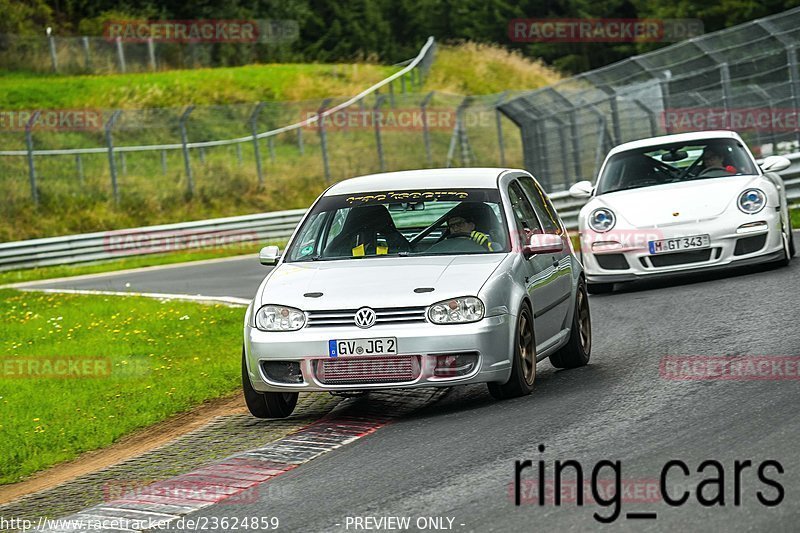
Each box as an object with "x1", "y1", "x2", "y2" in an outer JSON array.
[
  {"x1": 596, "y1": 138, "x2": 758, "y2": 195},
  {"x1": 285, "y1": 189, "x2": 510, "y2": 261}
]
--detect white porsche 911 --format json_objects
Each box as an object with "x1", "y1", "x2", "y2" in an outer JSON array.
[{"x1": 570, "y1": 130, "x2": 795, "y2": 293}]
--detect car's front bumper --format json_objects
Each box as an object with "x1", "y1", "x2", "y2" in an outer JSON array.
[
  {"x1": 580, "y1": 210, "x2": 785, "y2": 284},
  {"x1": 244, "y1": 314, "x2": 515, "y2": 392}
]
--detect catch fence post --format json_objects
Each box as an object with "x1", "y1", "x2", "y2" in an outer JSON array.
[{"x1": 25, "y1": 112, "x2": 41, "y2": 206}]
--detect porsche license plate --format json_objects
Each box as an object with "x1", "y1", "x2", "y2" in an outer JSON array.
[
  {"x1": 328, "y1": 337, "x2": 397, "y2": 357},
  {"x1": 648, "y1": 234, "x2": 710, "y2": 254}
]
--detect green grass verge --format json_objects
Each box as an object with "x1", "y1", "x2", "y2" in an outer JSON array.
[
  {"x1": 0, "y1": 63, "x2": 397, "y2": 110},
  {"x1": 0, "y1": 289, "x2": 245, "y2": 485},
  {"x1": 0, "y1": 43, "x2": 558, "y2": 243},
  {"x1": 0, "y1": 240, "x2": 285, "y2": 286}
]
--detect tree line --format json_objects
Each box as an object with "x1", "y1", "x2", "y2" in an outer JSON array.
[{"x1": 3, "y1": 0, "x2": 799, "y2": 73}]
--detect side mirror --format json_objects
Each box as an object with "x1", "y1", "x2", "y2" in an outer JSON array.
[
  {"x1": 259, "y1": 245, "x2": 281, "y2": 266},
  {"x1": 569, "y1": 180, "x2": 593, "y2": 198},
  {"x1": 523, "y1": 233, "x2": 564, "y2": 258},
  {"x1": 759, "y1": 155, "x2": 791, "y2": 173}
]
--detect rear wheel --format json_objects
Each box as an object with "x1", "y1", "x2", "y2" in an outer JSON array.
[
  {"x1": 488, "y1": 305, "x2": 536, "y2": 400},
  {"x1": 242, "y1": 349, "x2": 298, "y2": 418},
  {"x1": 550, "y1": 279, "x2": 592, "y2": 369},
  {"x1": 788, "y1": 215, "x2": 796, "y2": 258},
  {"x1": 587, "y1": 282, "x2": 613, "y2": 294}
]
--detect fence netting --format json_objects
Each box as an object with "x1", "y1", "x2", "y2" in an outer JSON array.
[{"x1": 499, "y1": 6, "x2": 800, "y2": 191}]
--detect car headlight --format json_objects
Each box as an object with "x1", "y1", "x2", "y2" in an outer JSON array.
[
  {"x1": 254, "y1": 304, "x2": 306, "y2": 331},
  {"x1": 738, "y1": 188, "x2": 766, "y2": 214},
  {"x1": 589, "y1": 208, "x2": 616, "y2": 232},
  {"x1": 428, "y1": 297, "x2": 484, "y2": 324}
]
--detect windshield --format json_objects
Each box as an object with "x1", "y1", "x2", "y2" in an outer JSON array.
[
  {"x1": 596, "y1": 138, "x2": 758, "y2": 195},
  {"x1": 285, "y1": 189, "x2": 509, "y2": 262}
]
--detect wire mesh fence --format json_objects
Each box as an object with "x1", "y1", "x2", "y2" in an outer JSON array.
[
  {"x1": 0, "y1": 38, "x2": 445, "y2": 207},
  {"x1": 0, "y1": 88, "x2": 524, "y2": 208},
  {"x1": 0, "y1": 20, "x2": 301, "y2": 74},
  {"x1": 499, "y1": 7, "x2": 800, "y2": 192},
  {"x1": 4, "y1": 8, "x2": 800, "y2": 211}
]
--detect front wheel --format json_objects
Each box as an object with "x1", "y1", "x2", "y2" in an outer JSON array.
[
  {"x1": 242, "y1": 349, "x2": 298, "y2": 418},
  {"x1": 777, "y1": 222, "x2": 793, "y2": 267},
  {"x1": 549, "y1": 279, "x2": 591, "y2": 369},
  {"x1": 488, "y1": 304, "x2": 536, "y2": 400}
]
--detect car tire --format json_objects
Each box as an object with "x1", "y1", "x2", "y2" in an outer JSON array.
[
  {"x1": 587, "y1": 282, "x2": 613, "y2": 294},
  {"x1": 788, "y1": 215, "x2": 796, "y2": 258},
  {"x1": 550, "y1": 279, "x2": 592, "y2": 369},
  {"x1": 488, "y1": 304, "x2": 536, "y2": 400},
  {"x1": 777, "y1": 219, "x2": 793, "y2": 267},
  {"x1": 242, "y1": 349, "x2": 298, "y2": 418}
]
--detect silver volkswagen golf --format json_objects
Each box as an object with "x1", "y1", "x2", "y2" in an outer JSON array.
[{"x1": 243, "y1": 168, "x2": 592, "y2": 417}]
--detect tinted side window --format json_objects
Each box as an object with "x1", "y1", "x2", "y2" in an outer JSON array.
[
  {"x1": 518, "y1": 176, "x2": 561, "y2": 235},
  {"x1": 508, "y1": 182, "x2": 543, "y2": 247}
]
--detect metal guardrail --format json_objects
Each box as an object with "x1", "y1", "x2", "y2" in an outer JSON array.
[
  {"x1": 1, "y1": 155, "x2": 798, "y2": 272},
  {"x1": 0, "y1": 209, "x2": 306, "y2": 271}
]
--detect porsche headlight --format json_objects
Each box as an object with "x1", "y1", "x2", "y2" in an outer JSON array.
[
  {"x1": 738, "y1": 188, "x2": 766, "y2": 214},
  {"x1": 589, "y1": 208, "x2": 616, "y2": 232},
  {"x1": 428, "y1": 297, "x2": 484, "y2": 324},
  {"x1": 254, "y1": 305, "x2": 306, "y2": 331}
]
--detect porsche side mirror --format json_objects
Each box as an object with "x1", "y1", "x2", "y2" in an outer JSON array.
[
  {"x1": 523, "y1": 234, "x2": 563, "y2": 258},
  {"x1": 759, "y1": 155, "x2": 791, "y2": 173},
  {"x1": 259, "y1": 245, "x2": 281, "y2": 266},
  {"x1": 569, "y1": 180, "x2": 593, "y2": 198}
]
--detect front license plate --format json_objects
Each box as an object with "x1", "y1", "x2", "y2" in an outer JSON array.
[
  {"x1": 328, "y1": 337, "x2": 397, "y2": 357},
  {"x1": 648, "y1": 234, "x2": 711, "y2": 254}
]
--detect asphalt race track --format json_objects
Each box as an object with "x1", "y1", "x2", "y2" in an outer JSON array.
[
  {"x1": 20, "y1": 256, "x2": 268, "y2": 300},
  {"x1": 18, "y1": 242, "x2": 800, "y2": 531}
]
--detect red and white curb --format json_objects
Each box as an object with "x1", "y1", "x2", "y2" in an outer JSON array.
[{"x1": 35, "y1": 413, "x2": 393, "y2": 532}]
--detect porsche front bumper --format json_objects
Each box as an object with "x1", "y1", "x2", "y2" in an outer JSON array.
[{"x1": 580, "y1": 209, "x2": 785, "y2": 284}]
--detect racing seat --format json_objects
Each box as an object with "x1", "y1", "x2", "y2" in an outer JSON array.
[{"x1": 323, "y1": 205, "x2": 411, "y2": 257}]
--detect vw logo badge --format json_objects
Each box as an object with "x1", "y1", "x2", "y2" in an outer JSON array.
[{"x1": 354, "y1": 307, "x2": 377, "y2": 329}]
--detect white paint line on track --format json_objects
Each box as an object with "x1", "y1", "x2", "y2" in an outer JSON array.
[
  {"x1": 38, "y1": 414, "x2": 391, "y2": 532},
  {"x1": 17, "y1": 287, "x2": 250, "y2": 307},
  {"x1": 2, "y1": 253, "x2": 261, "y2": 289}
]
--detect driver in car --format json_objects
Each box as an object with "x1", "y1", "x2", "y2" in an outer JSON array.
[
  {"x1": 700, "y1": 146, "x2": 737, "y2": 175},
  {"x1": 447, "y1": 214, "x2": 498, "y2": 251}
]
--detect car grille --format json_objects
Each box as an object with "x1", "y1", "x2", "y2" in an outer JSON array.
[
  {"x1": 646, "y1": 249, "x2": 713, "y2": 267},
  {"x1": 306, "y1": 307, "x2": 427, "y2": 328},
  {"x1": 315, "y1": 355, "x2": 421, "y2": 385}
]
